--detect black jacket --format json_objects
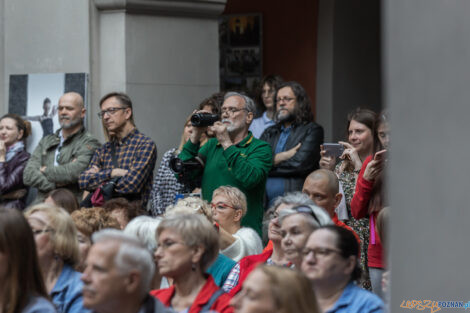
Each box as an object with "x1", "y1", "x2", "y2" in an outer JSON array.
[{"x1": 260, "y1": 122, "x2": 324, "y2": 192}]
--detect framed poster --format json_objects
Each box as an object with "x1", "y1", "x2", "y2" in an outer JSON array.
[
  {"x1": 219, "y1": 14, "x2": 262, "y2": 94},
  {"x1": 8, "y1": 73, "x2": 88, "y2": 152}
]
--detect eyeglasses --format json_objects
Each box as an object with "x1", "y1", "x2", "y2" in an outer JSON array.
[
  {"x1": 292, "y1": 205, "x2": 321, "y2": 226},
  {"x1": 32, "y1": 228, "x2": 54, "y2": 236},
  {"x1": 302, "y1": 247, "x2": 342, "y2": 258},
  {"x1": 276, "y1": 97, "x2": 295, "y2": 104},
  {"x1": 157, "y1": 239, "x2": 186, "y2": 252},
  {"x1": 97, "y1": 107, "x2": 126, "y2": 119},
  {"x1": 220, "y1": 107, "x2": 248, "y2": 116},
  {"x1": 210, "y1": 202, "x2": 238, "y2": 211}
]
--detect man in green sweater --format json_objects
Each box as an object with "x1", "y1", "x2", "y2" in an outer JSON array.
[{"x1": 179, "y1": 92, "x2": 272, "y2": 235}]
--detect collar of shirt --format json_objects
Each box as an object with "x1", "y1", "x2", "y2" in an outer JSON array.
[
  {"x1": 216, "y1": 132, "x2": 254, "y2": 148},
  {"x1": 262, "y1": 111, "x2": 273, "y2": 123},
  {"x1": 113, "y1": 127, "x2": 138, "y2": 146},
  {"x1": 325, "y1": 282, "x2": 356, "y2": 312}
]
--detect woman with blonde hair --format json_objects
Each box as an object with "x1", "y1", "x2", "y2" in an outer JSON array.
[
  {"x1": 231, "y1": 264, "x2": 319, "y2": 313},
  {"x1": 0, "y1": 208, "x2": 56, "y2": 313},
  {"x1": 25, "y1": 203, "x2": 90, "y2": 313},
  {"x1": 151, "y1": 214, "x2": 233, "y2": 312}
]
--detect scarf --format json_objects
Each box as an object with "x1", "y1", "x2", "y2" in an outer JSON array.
[{"x1": 6, "y1": 141, "x2": 24, "y2": 162}]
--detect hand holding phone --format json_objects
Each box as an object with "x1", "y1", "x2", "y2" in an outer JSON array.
[{"x1": 323, "y1": 143, "x2": 345, "y2": 158}]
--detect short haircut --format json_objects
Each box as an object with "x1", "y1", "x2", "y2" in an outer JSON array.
[
  {"x1": 254, "y1": 265, "x2": 319, "y2": 313},
  {"x1": 157, "y1": 214, "x2": 219, "y2": 272},
  {"x1": 306, "y1": 169, "x2": 339, "y2": 195},
  {"x1": 99, "y1": 92, "x2": 135, "y2": 139},
  {"x1": 272, "y1": 192, "x2": 315, "y2": 212},
  {"x1": 92, "y1": 229, "x2": 155, "y2": 296},
  {"x1": 71, "y1": 207, "x2": 120, "y2": 237},
  {"x1": 25, "y1": 204, "x2": 80, "y2": 266},
  {"x1": 102, "y1": 197, "x2": 142, "y2": 222},
  {"x1": 124, "y1": 216, "x2": 162, "y2": 253},
  {"x1": 212, "y1": 185, "x2": 247, "y2": 217},
  {"x1": 224, "y1": 91, "x2": 256, "y2": 114},
  {"x1": 165, "y1": 196, "x2": 213, "y2": 223},
  {"x1": 46, "y1": 188, "x2": 79, "y2": 213},
  {"x1": 315, "y1": 225, "x2": 362, "y2": 282}
]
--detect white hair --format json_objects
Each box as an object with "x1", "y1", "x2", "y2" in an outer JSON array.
[
  {"x1": 123, "y1": 216, "x2": 162, "y2": 253},
  {"x1": 92, "y1": 229, "x2": 155, "y2": 296},
  {"x1": 224, "y1": 91, "x2": 256, "y2": 114}
]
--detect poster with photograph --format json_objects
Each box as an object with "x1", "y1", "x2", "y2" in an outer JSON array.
[
  {"x1": 8, "y1": 73, "x2": 88, "y2": 153},
  {"x1": 219, "y1": 14, "x2": 262, "y2": 93}
]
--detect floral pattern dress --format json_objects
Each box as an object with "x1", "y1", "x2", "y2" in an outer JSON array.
[{"x1": 335, "y1": 161, "x2": 371, "y2": 290}]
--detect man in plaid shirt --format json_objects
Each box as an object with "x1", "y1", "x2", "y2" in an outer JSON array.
[{"x1": 79, "y1": 92, "x2": 157, "y2": 209}]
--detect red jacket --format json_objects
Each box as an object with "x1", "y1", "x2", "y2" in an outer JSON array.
[
  {"x1": 332, "y1": 214, "x2": 361, "y2": 247},
  {"x1": 228, "y1": 249, "x2": 273, "y2": 297},
  {"x1": 351, "y1": 155, "x2": 384, "y2": 268},
  {"x1": 150, "y1": 275, "x2": 233, "y2": 313}
]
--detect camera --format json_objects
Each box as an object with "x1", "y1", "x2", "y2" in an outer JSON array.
[
  {"x1": 191, "y1": 113, "x2": 219, "y2": 127},
  {"x1": 169, "y1": 156, "x2": 205, "y2": 192}
]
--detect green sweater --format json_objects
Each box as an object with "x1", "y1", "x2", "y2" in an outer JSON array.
[{"x1": 179, "y1": 133, "x2": 272, "y2": 236}]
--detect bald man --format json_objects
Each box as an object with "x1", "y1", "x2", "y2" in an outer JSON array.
[
  {"x1": 24, "y1": 92, "x2": 101, "y2": 203},
  {"x1": 302, "y1": 169, "x2": 359, "y2": 241}
]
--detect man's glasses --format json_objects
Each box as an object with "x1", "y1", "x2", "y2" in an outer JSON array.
[
  {"x1": 97, "y1": 107, "x2": 126, "y2": 119},
  {"x1": 220, "y1": 107, "x2": 248, "y2": 116},
  {"x1": 275, "y1": 97, "x2": 295, "y2": 104}
]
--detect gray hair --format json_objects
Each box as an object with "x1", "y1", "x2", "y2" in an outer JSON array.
[
  {"x1": 272, "y1": 192, "x2": 315, "y2": 211},
  {"x1": 224, "y1": 91, "x2": 256, "y2": 114},
  {"x1": 123, "y1": 216, "x2": 162, "y2": 253},
  {"x1": 157, "y1": 214, "x2": 219, "y2": 272},
  {"x1": 92, "y1": 229, "x2": 155, "y2": 296},
  {"x1": 278, "y1": 204, "x2": 333, "y2": 230}
]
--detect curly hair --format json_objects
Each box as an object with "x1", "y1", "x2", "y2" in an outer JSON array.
[
  {"x1": 275, "y1": 81, "x2": 313, "y2": 124},
  {"x1": 71, "y1": 207, "x2": 120, "y2": 237}
]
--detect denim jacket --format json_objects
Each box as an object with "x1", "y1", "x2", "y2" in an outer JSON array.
[{"x1": 50, "y1": 264, "x2": 91, "y2": 313}]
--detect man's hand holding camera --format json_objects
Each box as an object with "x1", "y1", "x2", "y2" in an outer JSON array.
[{"x1": 209, "y1": 121, "x2": 233, "y2": 150}]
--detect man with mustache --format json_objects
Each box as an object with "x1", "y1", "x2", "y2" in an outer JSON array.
[
  {"x1": 81, "y1": 230, "x2": 173, "y2": 313},
  {"x1": 24, "y1": 92, "x2": 100, "y2": 203},
  {"x1": 179, "y1": 92, "x2": 272, "y2": 236},
  {"x1": 260, "y1": 81, "x2": 324, "y2": 207}
]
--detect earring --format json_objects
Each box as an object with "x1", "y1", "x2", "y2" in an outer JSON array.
[{"x1": 192, "y1": 263, "x2": 197, "y2": 271}]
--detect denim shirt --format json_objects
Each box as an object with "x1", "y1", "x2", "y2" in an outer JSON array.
[
  {"x1": 326, "y1": 282, "x2": 384, "y2": 313},
  {"x1": 50, "y1": 264, "x2": 91, "y2": 313}
]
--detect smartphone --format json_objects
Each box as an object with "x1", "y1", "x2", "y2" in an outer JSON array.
[
  {"x1": 323, "y1": 143, "x2": 344, "y2": 158},
  {"x1": 374, "y1": 149, "x2": 387, "y2": 162}
]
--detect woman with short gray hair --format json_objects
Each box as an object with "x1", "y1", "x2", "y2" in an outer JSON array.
[{"x1": 151, "y1": 214, "x2": 233, "y2": 312}]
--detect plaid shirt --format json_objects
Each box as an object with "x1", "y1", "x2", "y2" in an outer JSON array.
[
  {"x1": 150, "y1": 148, "x2": 185, "y2": 216},
  {"x1": 79, "y1": 128, "x2": 157, "y2": 208}
]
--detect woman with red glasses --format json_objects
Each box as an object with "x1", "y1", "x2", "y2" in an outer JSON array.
[{"x1": 211, "y1": 186, "x2": 263, "y2": 262}]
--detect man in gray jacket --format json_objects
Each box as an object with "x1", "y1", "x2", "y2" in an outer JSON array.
[{"x1": 23, "y1": 92, "x2": 100, "y2": 203}]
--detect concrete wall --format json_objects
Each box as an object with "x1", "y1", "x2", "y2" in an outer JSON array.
[
  {"x1": 385, "y1": 0, "x2": 470, "y2": 311},
  {"x1": 316, "y1": 0, "x2": 381, "y2": 142},
  {"x1": 124, "y1": 14, "x2": 219, "y2": 161}
]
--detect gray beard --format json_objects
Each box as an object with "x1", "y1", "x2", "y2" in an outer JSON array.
[
  {"x1": 60, "y1": 117, "x2": 82, "y2": 129},
  {"x1": 276, "y1": 110, "x2": 294, "y2": 123},
  {"x1": 222, "y1": 119, "x2": 235, "y2": 133}
]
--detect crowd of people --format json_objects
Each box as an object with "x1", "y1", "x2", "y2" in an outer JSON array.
[{"x1": 0, "y1": 75, "x2": 390, "y2": 313}]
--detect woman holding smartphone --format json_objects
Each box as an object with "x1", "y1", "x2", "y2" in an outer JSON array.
[
  {"x1": 319, "y1": 108, "x2": 379, "y2": 290},
  {"x1": 351, "y1": 112, "x2": 389, "y2": 299}
]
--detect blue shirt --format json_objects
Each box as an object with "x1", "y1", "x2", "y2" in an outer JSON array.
[
  {"x1": 265, "y1": 125, "x2": 292, "y2": 206},
  {"x1": 326, "y1": 282, "x2": 384, "y2": 313},
  {"x1": 249, "y1": 112, "x2": 276, "y2": 138},
  {"x1": 23, "y1": 296, "x2": 57, "y2": 313},
  {"x1": 50, "y1": 264, "x2": 91, "y2": 313}
]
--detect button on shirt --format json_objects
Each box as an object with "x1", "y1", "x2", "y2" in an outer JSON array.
[{"x1": 265, "y1": 125, "x2": 291, "y2": 206}]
